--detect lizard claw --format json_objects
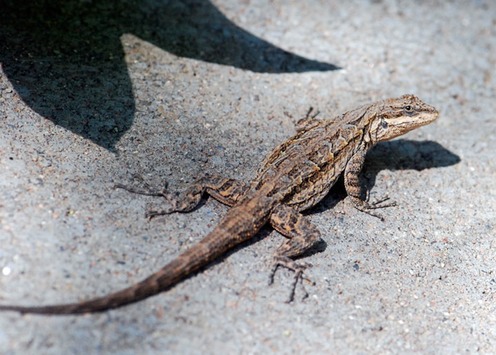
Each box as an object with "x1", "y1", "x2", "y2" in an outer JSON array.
[
  {"x1": 115, "y1": 181, "x2": 188, "y2": 218},
  {"x1": 367, "y1": 195, "x2": 397, "y2": 209},
  {"x1": 114, "y1": 182, "x2": 167, "y2": 198},
  {"x1": 145, "y1": 209, "x2": 167, "y2": 220},
  {"x1": 351, "y1": 195, "x2": 397, "y2": 221},
  {"x1": 269, "y1": 256, "x2": 314, "y2": 303}
]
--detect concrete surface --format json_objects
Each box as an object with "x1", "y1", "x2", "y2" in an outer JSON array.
[{"x1": 0, "y1": 0, "x2": 495, "y2": 354}]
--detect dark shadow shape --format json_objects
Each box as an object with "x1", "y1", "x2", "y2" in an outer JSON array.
[
  {"x1": 365, "y1": 139, "x2": 461, "y2": 172},
  {"x1": 0, "y1": 0, "x2": 339, "y2": 150},
  {"x1": 308, "y1": 140, "x2": 460, "y2": 214},
  {"x1": 297, "y1": 237, "x2": 328, "y2": 259}
]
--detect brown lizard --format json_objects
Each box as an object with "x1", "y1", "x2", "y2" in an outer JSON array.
[{"x1": 0, "y1": 94, "x2": 439, "y2": 315}]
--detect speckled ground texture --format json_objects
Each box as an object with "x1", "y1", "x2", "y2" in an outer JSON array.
[{"x1": 0, "y1": 0, "x2": 495, "y2": 354}]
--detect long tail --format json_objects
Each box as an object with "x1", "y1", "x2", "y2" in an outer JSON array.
[{"x1": 0, "y1": 207, "x2": 265, "y2": 315}]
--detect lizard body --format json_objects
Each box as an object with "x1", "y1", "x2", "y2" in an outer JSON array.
[{"x1": 0, "y1": 94, "x2": 439, "y2": 315}]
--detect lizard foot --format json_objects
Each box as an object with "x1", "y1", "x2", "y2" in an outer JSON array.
[
  {"x1": 352, "y1": 195, "x2": 397, "y2": 221},
  {"x1": 115, "y1": 181, "x2": 183, "y2": 219},
  {"x1": 269, "y1": 256, "x2": 314, "y2": 303},
  {"x1": 144, "y1": 193, "x2": 194, "y2": 219},
  {"x1": 114, "y1": 183, "x2": 167, "y2": 197}
]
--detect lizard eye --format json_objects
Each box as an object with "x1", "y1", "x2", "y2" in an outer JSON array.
[
  {"x1": 380, "y1": 120, "x2": 388, "y2": 129},
  {"x1": 403, "y1": 105, "x2": 415, "y2": 116}
]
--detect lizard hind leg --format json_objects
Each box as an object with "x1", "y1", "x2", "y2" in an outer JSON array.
[
  {"x1": 116, "y1": 175, "x2": 248, "y2": 219},
  {"x1": 268, "y1": 205, "x2": 321, "y2": 302}
]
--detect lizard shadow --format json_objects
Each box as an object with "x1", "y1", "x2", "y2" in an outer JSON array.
[
  {"x1": 0, "y1": 0, "x2": 339, "y2": 151},
  {"x1": 140, "y1": 140, "x2": 458, "y2": 285},
  {"x1": 305, "y1": 139, "x2": 461, "y2": 215}
]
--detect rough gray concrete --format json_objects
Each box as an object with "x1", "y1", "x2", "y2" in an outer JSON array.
[{"x1": 0, "y1": 0, "x2": 495, "y2": 353}]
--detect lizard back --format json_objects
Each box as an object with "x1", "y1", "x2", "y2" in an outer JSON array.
[{"x1": 251, "y1": 102, "x2": 376, "y2": 211}]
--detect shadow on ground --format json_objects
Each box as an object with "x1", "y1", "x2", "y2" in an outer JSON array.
[{"x1": 0, "y1": 0, "x2": 339, "y2": 151}]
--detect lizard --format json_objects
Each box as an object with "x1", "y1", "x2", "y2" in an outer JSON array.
[{"x1": 0, "y1": 94, "x2": 439, "y2": 315}]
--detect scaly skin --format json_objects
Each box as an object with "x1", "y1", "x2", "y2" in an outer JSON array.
[{"x1": 0, "y1": 94, "x2": 439, "y2": 315}]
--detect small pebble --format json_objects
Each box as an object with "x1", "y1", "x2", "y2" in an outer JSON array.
[{"x1": 2, "y1": 266, "x2": 11, "y2": 276}]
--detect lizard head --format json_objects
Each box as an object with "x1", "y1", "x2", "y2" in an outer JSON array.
[{"x1": 370, "y1": 94, "x2": 439, "y2": 143}]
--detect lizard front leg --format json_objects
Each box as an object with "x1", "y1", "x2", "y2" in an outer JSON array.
[
  {"x1": 269, "y1": 204, "x2": 321, "y2": 302},
  {"x1": 295, "y1": 106, "x2": 320, "y2": 132},
  {"x1": 116, "y1": 175, "x2": 248, "y2": 218},
  {"x1": 344, "y1": 146, "x2": 396, "y2": 220}
]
